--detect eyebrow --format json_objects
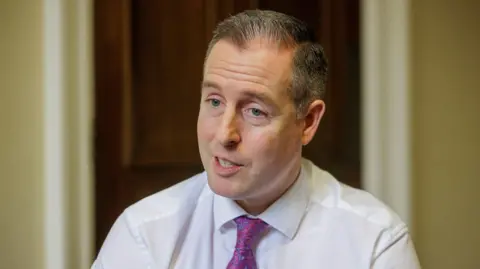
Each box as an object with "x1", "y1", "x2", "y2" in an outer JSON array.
[
  {"x1": 201, "y1": 80, "x2": 279, "y2": 109},
  {"x1": 242, "y1": 91, "x2": 277, "y2": 108},
  {"x1": 201, "y1": 80, "x2": 221, "y2": 92}
]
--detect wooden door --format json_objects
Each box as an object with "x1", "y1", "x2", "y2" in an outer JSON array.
[{"x1": 94, "y1": 0, "x2": 360, "y2": 251}]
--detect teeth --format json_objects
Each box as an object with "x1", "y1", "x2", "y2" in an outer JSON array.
[{"x1": 218, "y1": 158, "x2": 235, "y2": 168}]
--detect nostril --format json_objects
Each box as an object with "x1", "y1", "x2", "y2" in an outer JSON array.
[
  {"x1": 216, "y1": 126, "x2": 241, "y2": 147},
  {"x1": 224, "y1": 139, "x2": 238, "y2": 149}
]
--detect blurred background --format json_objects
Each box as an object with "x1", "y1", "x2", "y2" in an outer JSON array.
[{"x1": 0, "y1": 0, "x2": 478, "y2": 268}]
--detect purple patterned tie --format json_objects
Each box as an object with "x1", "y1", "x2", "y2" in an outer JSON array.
[{"x1": 226, "y1": 216, "x2": 269, "y2": 269}]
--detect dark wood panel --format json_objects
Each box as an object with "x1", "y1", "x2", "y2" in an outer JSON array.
[
  {"x1": 322, "y1": 0, "x2": 360, "y2": 188},
  {"x1": 129, "y1": 1, "x2": 206, "y2": 166},
  {"x1": 94, "y1": 0, "x2": 131, "y2": 250},
  {"x1": 126, "y1": 164, "x2": 205, "y2": 203}
]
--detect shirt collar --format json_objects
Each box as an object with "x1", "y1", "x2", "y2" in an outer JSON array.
[
  {"x1": 213, "y1": 161, "x2": 309, "y2": 240},
  {"x1": 213, "y1": 193, "x2": 246, "y2": 232}
]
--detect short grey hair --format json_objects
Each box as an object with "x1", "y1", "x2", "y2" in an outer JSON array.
[{"x1": 205, "y1": 10, "x2": 328, "y2": 117}]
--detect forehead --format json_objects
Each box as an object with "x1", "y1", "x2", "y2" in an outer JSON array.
[{"x1": 204, "y1": 39, "x2": 294, "y2": 89}]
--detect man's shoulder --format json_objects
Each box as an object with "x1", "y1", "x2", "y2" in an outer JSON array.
[
  {"x1": 122, "y1": 171, "x2": 210, "y2": 228},
  {"x1": 305, "y1": 160, "x2": 405, "y2": 230}
]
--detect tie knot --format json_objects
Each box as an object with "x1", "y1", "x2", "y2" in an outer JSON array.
[{"x1": 233, "y1": 216, "x2": 269, "y2": 248}]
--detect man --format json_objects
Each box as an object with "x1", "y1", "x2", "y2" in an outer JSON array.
[{"x1": 92, "y1": 10, "x2": 420, "y2": 269}]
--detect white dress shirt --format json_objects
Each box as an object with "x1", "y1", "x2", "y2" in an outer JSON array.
[{"x1": 92, "y1": 158, "x2": 420, "y2": 269}]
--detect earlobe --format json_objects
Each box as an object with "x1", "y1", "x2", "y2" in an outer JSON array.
[{"x1": 301, "y1": 100, "x2": 326, "y2": 146}]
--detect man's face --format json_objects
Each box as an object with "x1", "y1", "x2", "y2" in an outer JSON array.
[{"x1": 197, "y1": 39, "x2": 305, "y2": 207}]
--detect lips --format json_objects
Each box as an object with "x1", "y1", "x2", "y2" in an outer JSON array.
[
  {"x1": 213, "y1": 156, "x2": 243, "y2": 177},
  {"x1": 216, "y1": 157, "x2": 242, "y2": 167}
]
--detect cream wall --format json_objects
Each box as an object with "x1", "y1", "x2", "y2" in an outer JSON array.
[
  {"x1": 0, "y1": 0, "x2": 93, "y2": 268},
  {"x1": 412, "y1": 0, "x2": 480, "y2": 268},
  {"x1": 0, "y1": 0, "x2": 45, "y2": 268}
]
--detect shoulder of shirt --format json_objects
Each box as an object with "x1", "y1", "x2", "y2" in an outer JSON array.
[
  {"x1": 304, "y1": 159, "x2": 407, "y2": 232},
  {"x1": 120, "y1": 171, "x2": 210, "y2": 229}
]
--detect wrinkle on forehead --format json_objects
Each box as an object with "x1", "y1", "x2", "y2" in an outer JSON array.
[
  {"x1": 207, "y1": 62, "x2": 271, "y2": 88},
  {"x1": 204, "y1": 39, "x2": 294, "y2": 90},
  {"x1": 214, "y1": 59, "x2": 275, "y2": 78}
]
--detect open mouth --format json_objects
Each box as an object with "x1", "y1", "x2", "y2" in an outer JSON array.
[
  {"x1": 216, "y1": 157, "x2": 242, "y2": 168},
  {"x1": 213, "y1": 156, "x2": 243, "y2": 176}
]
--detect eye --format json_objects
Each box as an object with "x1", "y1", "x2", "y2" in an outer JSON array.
[
  {"x1": 247, "y1": 108, "x2": 267, "y2": 117},
  {"x1": 209, "y1": 98, "x2": 221, "y2": 108}
]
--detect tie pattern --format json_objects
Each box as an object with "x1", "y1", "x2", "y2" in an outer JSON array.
[{"x1": 226, "y1": 216, "x2": 269, "y2": 269}]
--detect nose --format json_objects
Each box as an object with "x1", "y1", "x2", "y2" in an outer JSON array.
[{"x1": 215, "y1": 108, "x2": 241, "y2": 148}]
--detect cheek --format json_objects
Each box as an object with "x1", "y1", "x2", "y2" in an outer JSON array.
[
  {"x1": 197, "y1": 112, "x2": 218, "y2": 142},
  {"x1": 245, "y1": 127, "x2": 282, "y2": 157},
  {"x1": 245, "y1": 123, "x2": 301, "y2": 158}
]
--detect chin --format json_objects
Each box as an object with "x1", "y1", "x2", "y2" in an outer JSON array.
[{"x1": 206, "y1": 172, "x2": 244, "y2": 199}]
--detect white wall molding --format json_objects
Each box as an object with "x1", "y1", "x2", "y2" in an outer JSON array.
[
  {"x1": 44, "y1": 0, "x2": 93, "y2": 268},
  {"x1": 44, "y1": 0, "x2": 66, "y2": 268},
  {"x1": 361, "y1": 0, "x2": 412, "y2": 226}
]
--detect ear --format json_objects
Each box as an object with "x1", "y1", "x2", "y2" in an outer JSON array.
[{"x1": 301, "y1": 100, "x2": 326, "y2": 146}]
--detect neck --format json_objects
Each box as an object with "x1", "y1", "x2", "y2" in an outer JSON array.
[{"x1": 236, "y1": 164, "x2": 302, "y2": 216}]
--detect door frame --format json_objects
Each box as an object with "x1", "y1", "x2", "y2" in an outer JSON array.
[
  {"x1": 43, "y1": 0, "x2": 93, "y2": 269},
  {"x1": 361, "y1": 0, "x2": 412, "y2": 227},
  {"x1": 44, "y1": 0, "x2": 412, "y2": 267}
]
